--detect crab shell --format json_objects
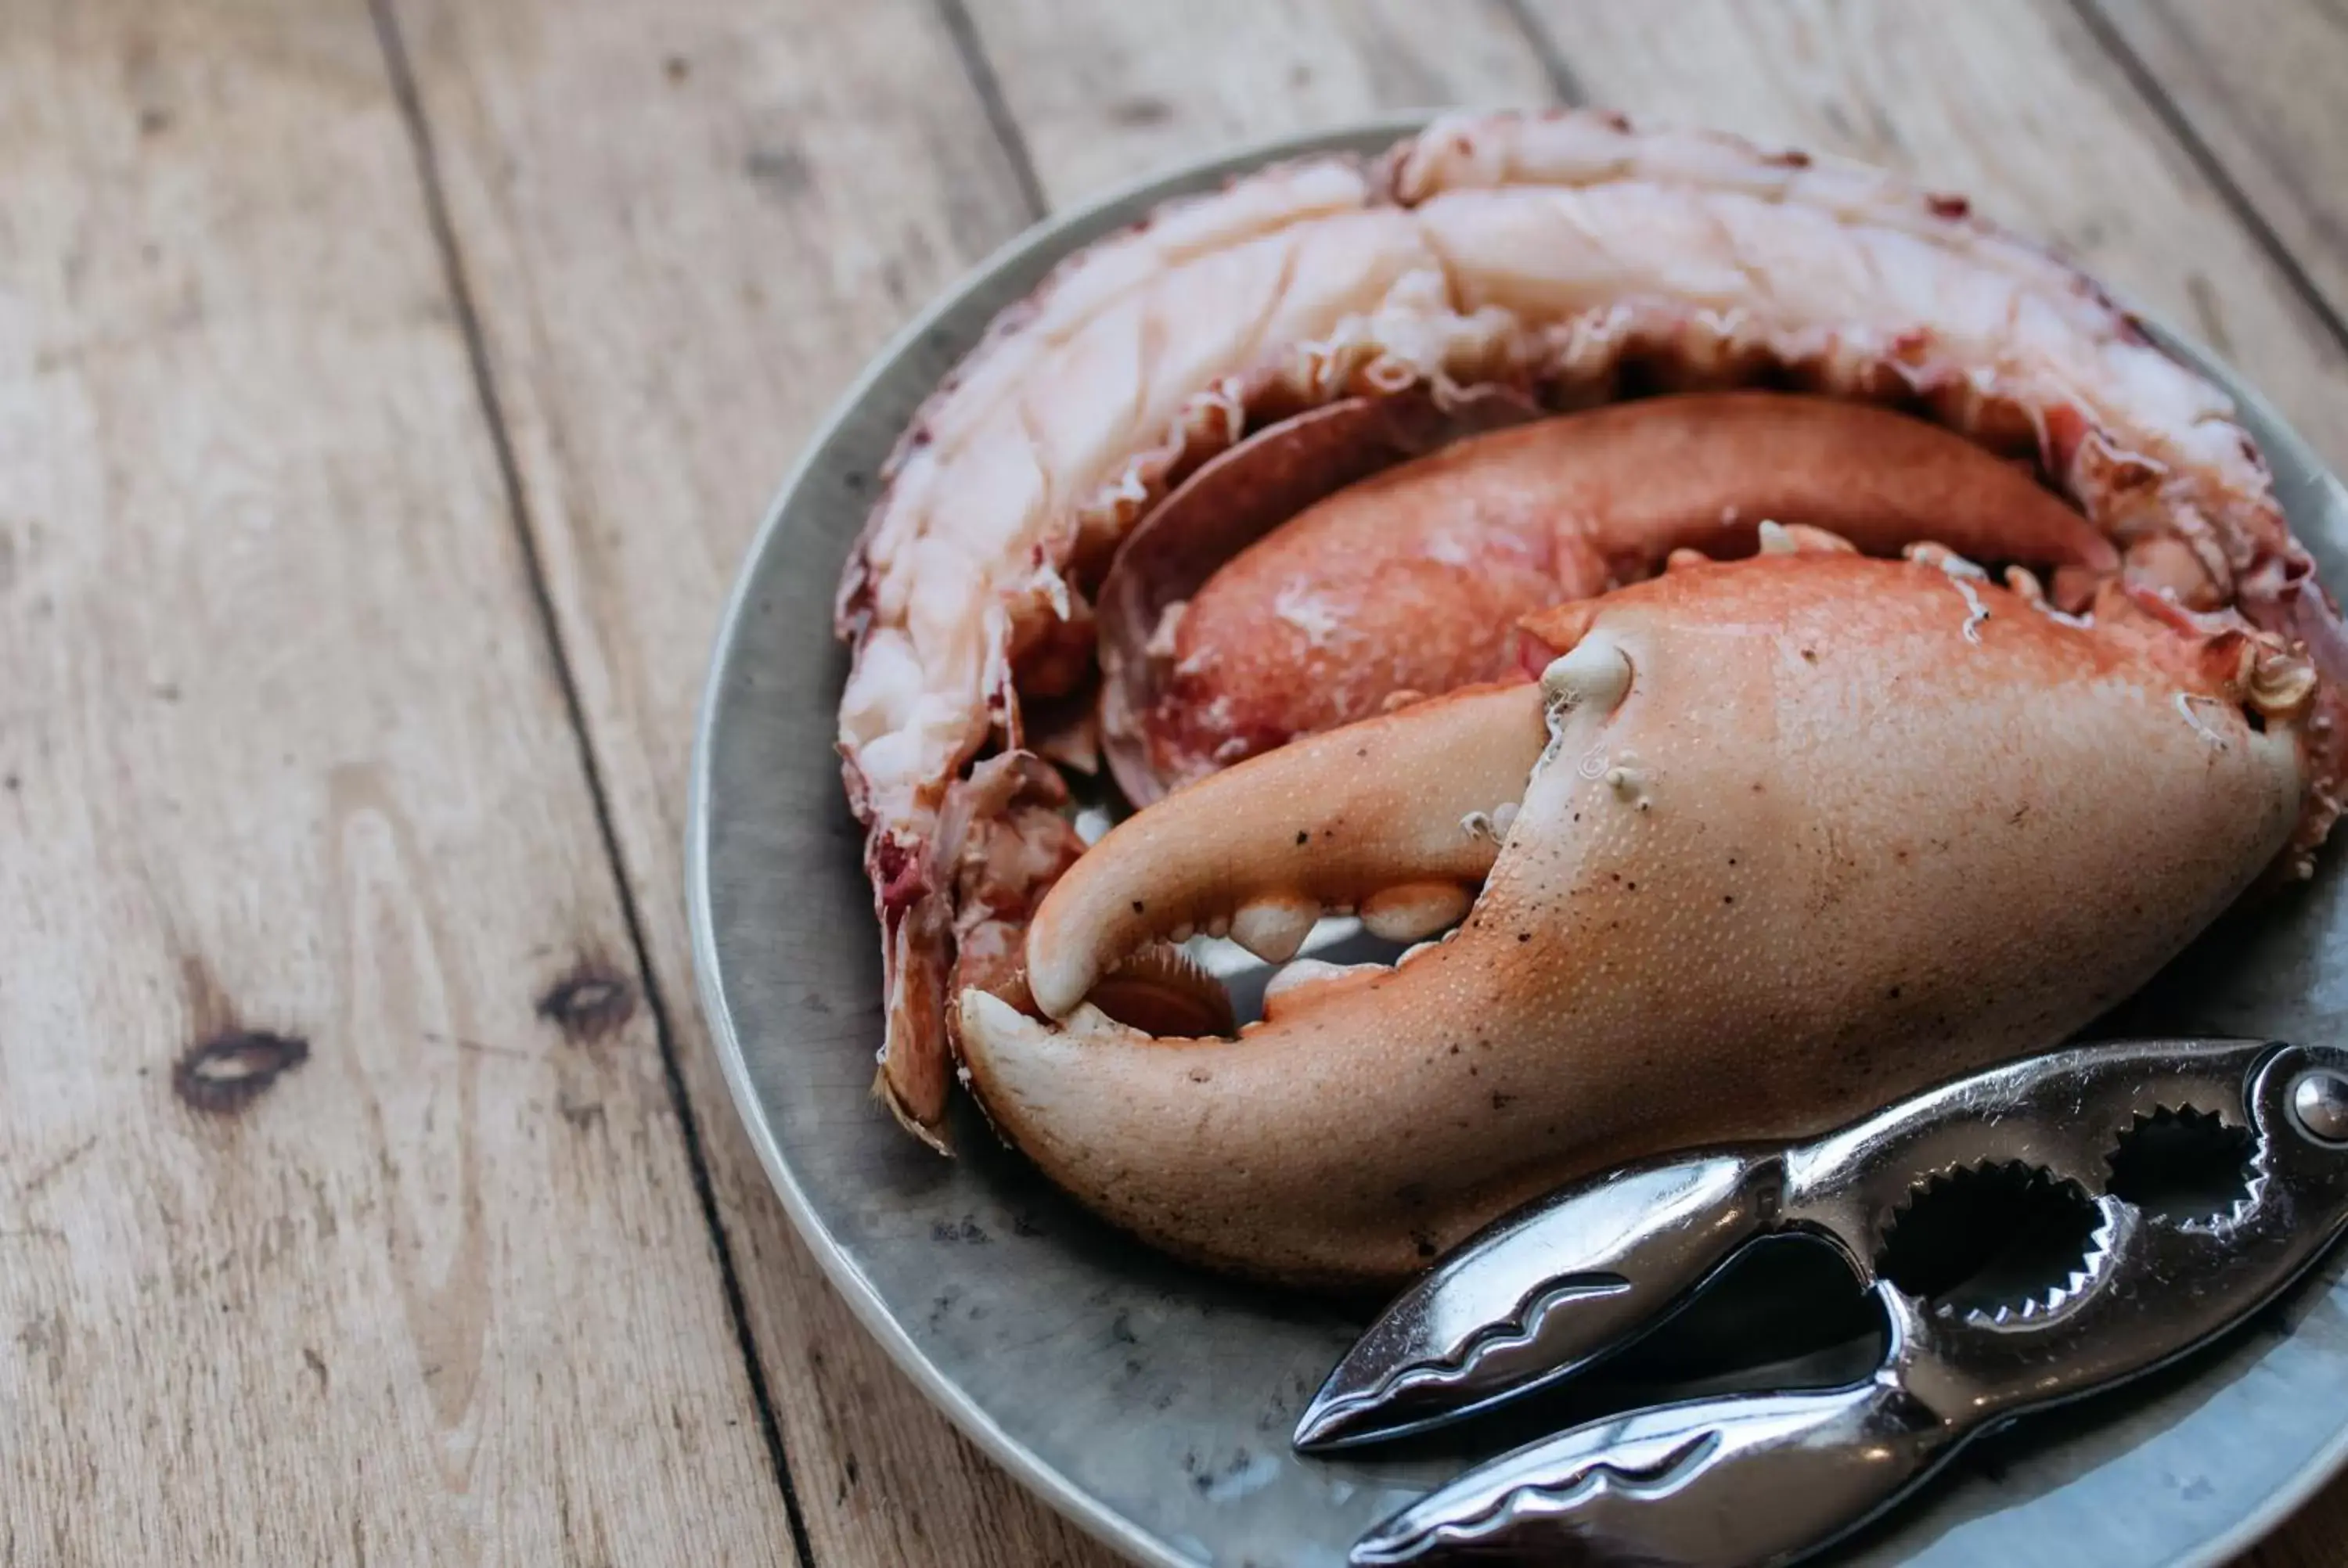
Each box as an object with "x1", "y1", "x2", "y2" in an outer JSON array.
[
  {"x1": 959, "y1": 553, "x2": 2314, "y2": 1288},
  {"x1": 834, "y1": 107, "x2": 2348, "y2": 1144}
]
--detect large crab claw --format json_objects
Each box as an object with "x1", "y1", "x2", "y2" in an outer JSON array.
[{"x1": 959, "y1": 553, "x2": 2307, "y2": 1289}]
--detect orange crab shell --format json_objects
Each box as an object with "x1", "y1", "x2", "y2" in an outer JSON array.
[{"x1": 963, "y1": 552, "x2": 2314, "y2": 1286}]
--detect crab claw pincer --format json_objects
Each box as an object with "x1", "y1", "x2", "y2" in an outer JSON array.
[{"x1": 958, "y1": 553, "x2": 2309, "y2": 1289}]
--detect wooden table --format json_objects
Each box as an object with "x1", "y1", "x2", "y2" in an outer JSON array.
[{"x1": 8, "y1": 2, "x2": 2347, "y2": 1563}]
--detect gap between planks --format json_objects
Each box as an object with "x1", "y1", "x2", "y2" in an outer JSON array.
[
  {"x1": 362, "y1": 0, "x2": 816, "y2": 1560},
  {"x1": 2069, "y1": 0, "x2": 2348, "y2": 358}
]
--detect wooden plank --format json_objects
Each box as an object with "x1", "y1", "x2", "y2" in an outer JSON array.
[
  {"x1": 371, "y1": 0, "x2": 1115, "y2": 1562},
  {"x1": 0, "y1": 2, "x2": 798, "y2": 1564},
  {"x1": 2085, "y1": 0, "x2": 2348, "y2": 338},
  {"x1": 957, "y1": 0, "x2": 1554, "y2": 201}
]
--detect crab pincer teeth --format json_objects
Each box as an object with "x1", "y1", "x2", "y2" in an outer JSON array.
[
  {"x1": 1228, "y1": 893, "x2": 1321, "y2": 965},
  {"x1": 1023, "y1": 681, "x2": 1550, "y2": 1023},
  {"x1": 1361, "y1": 883, "x2": 1477, "y2": 943},
  {"x1": 1261, "y1": 958, "x2": 1385, "y2": 1020}
]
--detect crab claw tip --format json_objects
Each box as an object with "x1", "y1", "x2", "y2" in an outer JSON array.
[{"x1": 1025, "y1": 682, "x2": 1549, "y2": 1022}]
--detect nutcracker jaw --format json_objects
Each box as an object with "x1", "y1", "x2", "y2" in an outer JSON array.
[{"x1": 1305, "y1": 1035, "x2": 2348, "y2": 1568}]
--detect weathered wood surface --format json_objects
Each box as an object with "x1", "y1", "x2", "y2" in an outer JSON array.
[
  {"x1": 370, "y1": 0, "x2": 1107, "y2": 1560},
  {"x1": 2088, "y1": 0, "x2": 2348, "y2": 340},
  {"x1": 11, "y1": 0, "x2": 2348, "y2": 1563},
  {"x1": 0, "y1": 1, "x2": 799, "y2": 1564}
]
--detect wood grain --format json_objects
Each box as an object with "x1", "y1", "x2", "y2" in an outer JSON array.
[
  {"x1": 2084, "y1": 0, "x2": 2348, "y2": 337},
  {"x1": 0, "y1": 2, "x2": 798, "y2": 1563},
  {"x1": 956, "y1": 0, "x2": 1554, "y2": 200},
  {"x1": 369, "y1": 0, "x2": 1112, "y2": 1561}
]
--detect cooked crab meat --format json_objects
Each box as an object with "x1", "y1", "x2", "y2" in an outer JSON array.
[{"x1": 960, "y1": 554, "x2": 2314, "y2": 1287}]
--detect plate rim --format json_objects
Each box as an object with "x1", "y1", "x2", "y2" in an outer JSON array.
[{"x1": 686, "y1": 111, "x2": 2348, "y2": 1568}]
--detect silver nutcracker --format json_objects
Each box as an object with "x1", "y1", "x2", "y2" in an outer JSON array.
[{"x1": 1295, "y1": 1037, "x2": 2348, "y2": 1568}]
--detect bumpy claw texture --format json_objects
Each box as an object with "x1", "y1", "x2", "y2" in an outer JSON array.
[
  {"x1": 837, "y1": 106, "x2": 2348, "y2": 1142},
  {"x1": 959, "y1": 556, "x2": 2307, "y2": 1288}
]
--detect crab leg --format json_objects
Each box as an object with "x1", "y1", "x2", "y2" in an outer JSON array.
[
  {"x1": 961, "y1": 555, "x2": 2306, "y2": 1289},
  {"x1": 1114, "y1": 393, "x2": 2119, "y2": 797}
]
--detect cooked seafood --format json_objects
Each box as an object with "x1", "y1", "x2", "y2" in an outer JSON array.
[
  {"x1": 833, "y1": 109, "x2": 2347, "y2": 1192},
  {"x1": 964, "y1": 547, "x2": 2314, "y2": 1285},
  {"x1": 1101, "y1": 392, "x2": 2118, "y2": 800}
]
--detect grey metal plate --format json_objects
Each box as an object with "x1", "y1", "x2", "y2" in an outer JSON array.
[{"x1": 688, "y1": 118, "x2": 2348, "y2": 1568}]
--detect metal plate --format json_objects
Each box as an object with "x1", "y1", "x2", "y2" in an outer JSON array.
[{"x1": 688, "y1": 118, "x2": 2348, "y2": 1568}]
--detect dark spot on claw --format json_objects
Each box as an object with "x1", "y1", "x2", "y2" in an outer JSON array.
[
  {"x1": 1516, "y1": 931, "x2": 1531, "y2": 943},
  {"x1": 1413, "y1": 1233, "x2": 1439, "y2": 1259},
  {"x1": 1295, "y1": 831, "x2": 1309, "y2": 846},
  {"x1": 535, "y1": 959, "x2": 636, "y2": 1044},
  {"x1": 1927, "y1": 192, "x2": 1971, "y2": 220},
  {"x1": 1490, "y1": 1091, "x2": 1516, "y2": 1111},
  {"x1": 175, "y1": 1030, "x2": 310, "y2": 1115},
  {"x1": 1132, "y1": 899, "x2": 1146, "y2": 914}
]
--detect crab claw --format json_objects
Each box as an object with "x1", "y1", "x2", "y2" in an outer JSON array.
[
  {"x1": 1026, "y1": 681, "x2": 1549, "y2": 1020},
  {"x1": 960, "y1": 553, "x2": 2303, "y2": 1289}
]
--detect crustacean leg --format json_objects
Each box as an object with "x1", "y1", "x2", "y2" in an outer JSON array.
[
  {"x1": 1102, "y1": 393, "x2": 2119, "y2": 802},
  {"x1": 960, "y1": 554, "x2": 2311, "y2": 1288}
]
